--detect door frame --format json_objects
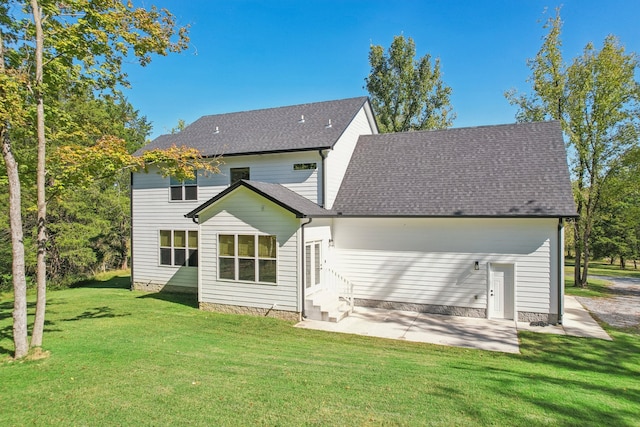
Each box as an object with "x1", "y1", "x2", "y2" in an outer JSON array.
[
  {"x1": 486, "y1": 262, "x2": 517, "y2": 320},
  {"x1": 304, "y1": 241, "x2": 323, "y2": 295}
]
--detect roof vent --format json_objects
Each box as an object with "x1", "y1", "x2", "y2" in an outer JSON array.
[
  {"x1": 325, "y1": 119, "x2": 332, "y2": 128},
  {"x1": 298, "y1": 115, "x2": 305, "y2": 123},
  {"x1": 214, "y1": 126, "x2": 219, "y2": 134}
]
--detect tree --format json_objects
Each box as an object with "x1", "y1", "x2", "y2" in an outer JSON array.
[
  {"x1": 0, "y1": 84, "x2": 151, "y2": 287},
  {"x1": 41, "y1": 92, "x2": 150, "y2": 282},
  {"x1": 365, "y1": 35, "x2": 455, "y2": 133},
  {"x1": 1, "y1": 17, "x2": 31, "y2": 359},
  {"x1": 591, "y1": 147, "x2": 640, "y2": 268},
  {"x1": 0, "y1": 0, "x2": 219, "y2": 359},
  {"x1": 506, "y1": 9, "x2": 640, "y2": 287}
]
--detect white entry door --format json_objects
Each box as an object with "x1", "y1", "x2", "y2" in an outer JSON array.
[
  {"x1": 305, "y1": 242, "x2": 322, "y2": 295},
  {"x1": 489, "y1": 264, "x2": 514, "y2": 319}
]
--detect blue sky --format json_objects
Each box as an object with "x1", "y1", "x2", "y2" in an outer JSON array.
[{"x1": 123, "y1": 1, "x2": 640, "y2": 140}]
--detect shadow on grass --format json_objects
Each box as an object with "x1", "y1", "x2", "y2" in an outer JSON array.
[
  {"x1": 71, "y1": 275, "x2": 131, "y2": 290},
  {"x1": 0, "y1": 324, "x2": 13, "y2": 356},
  {"x1": 136, "y1": 291, "x2": 198, "y2": 308},
  {"x1": 459, "y1": 331, "x2": 640, "y2": 425},
  {"x1": 523, "y1": 331, "x2": 639, "y2": 375},
  {"x1": 63, "y1": 306, "x2": 132, "y2": 322},
  {"x1": 0, "y1": 300, "x2": 14, "y2": 323},
  {"x1": 565, "y1": 280, "x2": 617, "y2": 298}
]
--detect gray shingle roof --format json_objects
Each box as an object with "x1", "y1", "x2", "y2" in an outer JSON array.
[
  {"x1": 185, "y1": 180, "x2": 333, "y2": 219},
  {"x1": 138, "y1": 97, "x2": 370, "y2": 157},
  {"x1": 332, "y1": 121, "x2": 577, "y2": 217}
]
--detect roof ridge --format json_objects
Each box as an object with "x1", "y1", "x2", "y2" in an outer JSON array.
[
  {"x1": 194, "y1": 96, "x2": 368, "y2": 121},
  {"x1": 360, "y1": 120, "x2": 560, "y2": 138}
]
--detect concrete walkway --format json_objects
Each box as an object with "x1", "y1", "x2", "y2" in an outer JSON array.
[
  {"x1": 295, "y1": 296, "x2": 611, "y2": 354},
  {"x1": 517, "y1": 296, "x2": 612, "y2": 340}
]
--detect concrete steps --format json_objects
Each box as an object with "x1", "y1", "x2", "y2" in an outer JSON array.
[{"x1": 305, "y1": 291, "x2": 352, "y2": 323}]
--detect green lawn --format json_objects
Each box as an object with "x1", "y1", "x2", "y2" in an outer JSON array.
[
  {"x1": 565, "y1": 261, "x2": 640, "y2": 298},
  {"x1": 1, "y1": 272, "x2": 639, "y2": 426},
  {"x1": 566, "y1": 259, "x2": 640, "y2": 279},
  {"x1": 564, "y1": 269, "x2": 615, "y2": 298}
]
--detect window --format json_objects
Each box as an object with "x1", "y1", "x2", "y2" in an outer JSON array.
[
  {"x1": 293, "y1": 163, "x2": 317, "y2": 171},
  {"x1": 218, "y1": 234, "x2": 277, "y2": 283},
  {"x1": 230, "y1": 167, "x2": 250, "y2": 184},
  {"x1": 305, "y1": 242, "x2": 321, "y2": 288},
  {"x1": 170, "y1": 175, "x2": 197, "y2": 201},
  {"x1": 160, "y1": 230, "x2": 198, "y2": 267}
]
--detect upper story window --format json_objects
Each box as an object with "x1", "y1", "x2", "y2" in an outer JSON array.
[
  {"x1": 293, "y1": 163, "x2": 317, "y2": 171},
  {"x1": 170, "y1": 175, "x2": 197, "y2": 201},
  {"x1": 160, "y1": 230, "x2": 198, "y2": 267},
  {"x1": 230, "y1": 167, "x2": 250, "y2": 184}
]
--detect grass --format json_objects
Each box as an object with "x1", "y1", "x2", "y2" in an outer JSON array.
[
  {"x1": 565, "y1": 260, "x2": 640, "y2": 298},
  {"x1": 1, "y1": 272, "x2": 639, "y2": 426},
  {"x1": 566, "y1": 259, "x2": 640, "y2": 279},
  {"x1": 564, "y1": 269, "x2": 615, "y2": 298}
]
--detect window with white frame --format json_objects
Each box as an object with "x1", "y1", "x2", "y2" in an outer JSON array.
[
  {"x1": 305, "y1": 242, "x2": 321, "y2": 288},
  {"x1": 170, "y1": 175, "x2": 198, "y2": 201},
  {"x1": 160, "y1": 230, "x2": 198, "y2": 267},
  {"x1": 218, "y1": 234, "x2": 277, "y2": 283}
]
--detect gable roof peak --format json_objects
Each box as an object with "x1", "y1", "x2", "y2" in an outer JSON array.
[{"x1": 137, "y1": 96, "x2": 371, "y2": 157}]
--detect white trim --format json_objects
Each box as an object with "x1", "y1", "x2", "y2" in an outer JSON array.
[
  {"x1": 157, "y1": 229, "x2": 199, "y2": 268},
  {"x1": 216, "y1": 233, "x2": 278, "y2": 285},
  {"x1": 197, "y1": 222, "x2": 202, "y2": 300},
  {"x1": 487, "y1": 262, "x2": 517, "y2": 320},
  {"x1": 304, "y1": 240, "x2": 323, "y2": 295},
  {"x1": 168, "y1": 173, "x2": 199, "y2": 202}
]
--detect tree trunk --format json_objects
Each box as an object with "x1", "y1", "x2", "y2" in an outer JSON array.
[
  {"x1": 579, "y1": 211, "x2": 595, "y2": 288},
  {"x1": 30, "y1": 0, "x2": 47, "y2": 348},
  {"x1": 580, "y1": 240, "x2": 590, "y2": 287},
  {"x1": 573, "y1": 220, "x2": 582, "y2": 287},
  {"x1": 1, "y1": 127, "x2": 30, "y2": 359},
  {"x1": 121, "y1": 232, "x2": 130, "y2": 270},
  {"x1": 1, "y1": 30, "x2": 29, "y2": 359}
]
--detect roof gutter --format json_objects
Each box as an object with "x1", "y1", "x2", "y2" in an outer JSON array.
[
  {"x1": 557, "y1": 218, "x2": 565, "y2": 325},
  {"x1": 319, "y1": 150, "x2": 327, "y2": 208},
  {"x1": 129, "y1": 172, "x2": 134, "y2": 291},
  {"x1": 300, "y1": 217, "x2": 313, "y2": 319}
]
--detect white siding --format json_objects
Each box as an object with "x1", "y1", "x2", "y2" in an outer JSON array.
[
  {"x1": 324, "y1": 105, "x2": 376, "y2": 209},
  {"x1": 331, "y1": 218, "x2": 559, "y2": 315},
  {"x1": 131, "y1": 151, "x2": 320, "y2": 289},
  {"x1": 198, "y1": 187, "x2": 300, "y2": 312},
  {"x1": 131, "y1": 166, "x2": 199, "y2": 289},
  {"x1": 199, "y1": 152, "x2": 322, "y2": 203}
]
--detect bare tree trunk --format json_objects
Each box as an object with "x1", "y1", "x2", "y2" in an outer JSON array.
[
  {"x1": 1, "y1": 128, "x2": 30, "y2": 359},
  {"x1": 1, "y1": 31, "x2": 29, "y2": 359},
  {"x1": 30, "y1": 0, "x2": 47, "y2": 348},
  {"x1": 581, "y1": 238, "x2": 590, "y2": 287},
  {"x1": 573, "y1": 220, "x2": 582, "y2": 287}
]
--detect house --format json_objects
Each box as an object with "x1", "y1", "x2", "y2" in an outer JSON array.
[{"x1": 131, "y1": 97, "x2": 577, "y2": 324}]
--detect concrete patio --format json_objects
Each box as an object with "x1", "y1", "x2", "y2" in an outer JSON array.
[{"x1": 295, "y1": 296, "x2": 611, "y2": 353}]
